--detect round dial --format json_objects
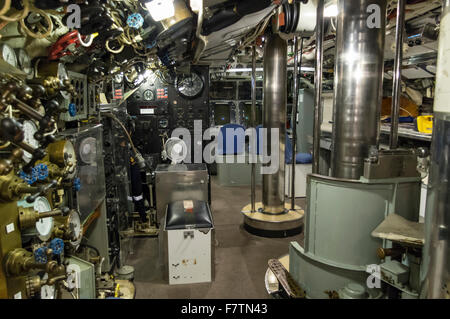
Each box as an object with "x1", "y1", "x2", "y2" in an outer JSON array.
[
  {"x1": 1, "y1": 44, "x2": 18, "y2": 68},
  {"x1": 16, "y1": 49, "x2": 32, "y2": 76},
  {"x1": 67, "y1": 210, "x2": 82, "y2": 248},
  {"x1": 22, "y1": 120, "x2": 39, "y2": 163},
  {"x1": 159, "y1": 118, "x2": 169, "y2": 129},
  {"x1": 143, "y1": 89, "x2": 154, "y2": 101},
  {"x1": 33, "y1": 197, "x2": 54, "y2": 242},
  {"x1": 176, "y1": 72, "x2": 204, "y2": 98},
  {"x1": 79, "y1": 137, "x2": 97, "y2": 164},
  {"x1": 40, "y1": 273, "x2": 56, "y2": 299}
]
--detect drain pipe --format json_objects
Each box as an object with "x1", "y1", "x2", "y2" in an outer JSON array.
[
  {"x1": 389, "y1": 0, "x2": 406, "y2": 149},
  {"x1": 420, "y1": 0, "x2": 450, "y2": 299},
  {"x1": 312, "y1": 0, "x2": 324, "y2": 174}
]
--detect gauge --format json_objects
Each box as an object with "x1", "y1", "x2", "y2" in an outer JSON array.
[
  {"x1": 0, "y1": 44, "x2": 18, "y2": 68},
  {"x1": 15, "y1": 49, "x2": 32, "y2": 76},
  {"x1": 159, "y1": 118, "x2": 169, "y2": 129},
  {"x1": 143, "y1": 89, "x2": 154, "y2": 101},
  {"x1": 79, "y1": 137, "x2": 97, "y2": 164},
  {"x1": 22, "y1": 120, "x2": 39, "y2": 163},
  {"x1": 47, "y1": 140, "x2": 77, "y2": 178},
  {"x1": 175, "y1": 72, "x2": 204, "y2": 98},
  {"x1": 33, "y1": 197, "x2": 54, "y2": 242},
  {"x1": 67, "y1": 210, "x2": 82, "y2": 249},
  {"x1": 40, "y1": 273, "x2": 56, "y2": 299}
]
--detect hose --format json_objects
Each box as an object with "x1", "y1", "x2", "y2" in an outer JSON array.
[{"x1": 106, "y1": 39, "x2": 125, "y2": 54}]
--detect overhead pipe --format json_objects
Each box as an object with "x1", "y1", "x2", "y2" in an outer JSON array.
[
  {"x1": 389, "y1": 0, "x2": 406, "y2": 149},
  {"x1": 312, "y1": 0, "x2": 324, "y2": 174}
]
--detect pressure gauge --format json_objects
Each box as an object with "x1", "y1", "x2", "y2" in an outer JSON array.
[
  {"x1": 159, "y1": 118, "x2": 169, "y2": 129},
  {"x1": 22, "y1": 120, "x2": 39, "y2": 163},
  {"x1": 67, "y1": 210, "x2": 82, "y2": 249},
  {"x1": 0, "y1": 43, "x2": 18, "y2": 68},
  {"x1": 40, "y1": 273, "x2": 56, "y2": 299},
  {"x1": 16, "y1": 49, "x2": 33, "y2": 76},
  {"x1": 33, "y1": 197, "x2": 54, "y2": 242},
  {"x1": 176, "y1": 72, "x2": 204, "y2": 98},
  {"x1": 143, "y1": 89, "x2": 154, "y2": 101},
  {"x1": 47, "y1": 140, "x2": 77, "y2": 179}
]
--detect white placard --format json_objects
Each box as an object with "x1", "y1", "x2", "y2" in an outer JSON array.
[
  {"x1": 6, "y1": 223, "x2": 14, "y2": 234},
  {"x1": 140, "y1": 108, "x2": 155, "y2": 115}
]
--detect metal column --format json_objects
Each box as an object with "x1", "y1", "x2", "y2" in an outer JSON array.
[
  {"x1": 251, "y1": 45, "x2": 257, "y2": 212},
  {"x1": 312, "y1": 0, "x2": 324, "y2": 174},
  {"x1": 262, "y1": 33, "x2": 287, "y2": 214},
  {"x1": 291, "y1": 37, "x2": 303, "y2": 209},
  {"x1": 331, "y1": 0, "x2": 387, "y2": 180},
  {"x1": 389, "y1": 0, "x2": 406, "y2": 149},
  {"x1": 420, "y1": 0, "x2": 450, "y2": 299}
]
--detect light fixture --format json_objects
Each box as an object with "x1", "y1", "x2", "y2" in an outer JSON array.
[{"x1": 145, "y1": 0, "x2": 175, "y2": 21}]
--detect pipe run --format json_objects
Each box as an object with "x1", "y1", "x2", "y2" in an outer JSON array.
[
  {"x1": 389, "y1": 0, "x2": 406, "y2": 149},
  {"x1": 312, "y1": 0, "x2": 324, "y2": 175}
]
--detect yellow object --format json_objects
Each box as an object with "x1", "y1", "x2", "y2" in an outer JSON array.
[
  {"x1": 416, "y1": 115, "x2": 434, "y2": 134},
  {"x1": 115, "y1": 284, "x2": 120, "y2": 298}
]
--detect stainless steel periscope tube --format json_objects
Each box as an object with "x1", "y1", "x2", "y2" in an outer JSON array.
[
  {"x1": 420, "y1": 0, "x2": 450, "y2": 299},
  {"x1": 251, "y1": 45, "x2": 257, "y2": 212},
  {"x1": 262, "y1": 33, "x2": 287, "y2": 214},
  {"x1": 331, "y1": 0, "x2": 387, "y2": 180}
]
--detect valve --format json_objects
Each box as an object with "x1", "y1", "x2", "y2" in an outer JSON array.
[
  {"x1": 68, "y1": 103, "x2": 77, "y2": 117},
  {"x1": 49, "y1": 238, "x2": 64, "y2": 256},
  {"x1": 34, "y1": 247, "x2": 48, "y2": 264},
  {"x1": 73, "y1": 177, "x2": 81, "y2": 191}
]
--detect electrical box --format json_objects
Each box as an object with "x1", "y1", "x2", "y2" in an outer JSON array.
[{"x1": 163, "y1": 200, "x2": 214, "y2": 285}]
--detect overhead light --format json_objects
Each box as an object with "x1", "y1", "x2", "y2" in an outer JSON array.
[
  {"x1": 324, "y1": 4, "x2": 338, "y2": 17},
  {"x1": 145, "y1": 0, "x2": 175, "y2": 21}
]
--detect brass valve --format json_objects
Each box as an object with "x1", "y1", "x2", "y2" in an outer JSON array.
[
  {"x1": 0, "y1": 148, "x2": 23, "y2": 176},
  {"x1": 4, "y1": 248, "x2": 64, "y2": 277},
  {"x1": 0, "y1": 171, "x2": 38, "y2": 201},
  {"x1": 26, "y1": 274, "x2": 67, "y2": 298},
  {"x1": 18, "y1": 206, "x2": 67, "y2": 230}
]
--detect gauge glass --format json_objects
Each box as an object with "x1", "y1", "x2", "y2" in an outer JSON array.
[
  {"x1": 16, "y1": 49, "x2": 32, "y2": 76},
  {"x1": 22, "y1": 121, "x2": 39, "y2": 163},
  {"x1": 143, "y1": 89, "x2": 154, "y2": 101},
  {"x1": 1, "y1": 44, "x2": 18, "y2": 68},
  {"x1": 34, "y1": 197, "x2": 54, "y2": 241},
  {"x1": 176, "y1": 72, "x2": 204, "y2": 98}
]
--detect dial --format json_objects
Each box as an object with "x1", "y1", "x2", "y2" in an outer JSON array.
[
  {"x1": 16, "y1": 49, "x2": 32, "y2": 76},
  {"x1": 175, "y1": 72, "x2": 204, "y2": 98},
  {"x1": 1, "y1": 44, "x2": 18, "y2": 68},
  {"x1": 159, "y1": 118, "x2": 169, "y2": 129},
  {"x1": 143, "y1": 89, "x2": 154, "y2": 101},
  {"x1": 67, "y1": 210, "x2": 82, "y2": 249},
  {"x1": 33, "y1": 197, "x2": 54, "y2": 242},
  {"x1": 22, "y1": 121, "x2": 39, "y2": 163}
]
